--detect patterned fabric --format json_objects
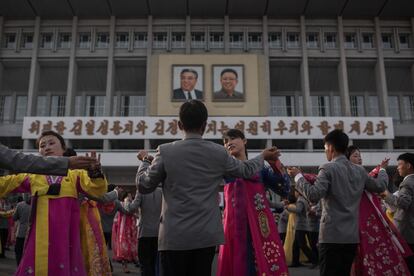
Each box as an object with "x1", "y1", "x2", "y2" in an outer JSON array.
[
  {"x1": 218, "y1": 174, "x2": 289, "y2": 276},
  {"x1": 112, "y1": 206, "x2": 138, "y2": 263},
  {"x1": 352, "y1": 192, "x2": 411, "y2": 276},
  {"x1": 80, "y1": 199, "x2": 111, "y2": 276}
]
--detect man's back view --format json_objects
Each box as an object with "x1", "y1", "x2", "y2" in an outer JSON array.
[{"x1": 136, "y1": 100, "x2": 280, "y2": 276}]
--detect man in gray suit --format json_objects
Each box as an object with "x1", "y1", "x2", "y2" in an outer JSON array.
[
  {"x1": 288, "y1": 130, "x2": 388, "y2": 276},
  {"x1": 382, "y1": 152, "x2": 414, "y2": 274},
  {"x1": 136, "y1": 100, "x2": 280, "y2": 276},
  {"x1": 0, "y1": 142, "x2": 96, "y2": 175},
  {"x1": 127, "y1": 181, "x2": 162, "y2": 276}
]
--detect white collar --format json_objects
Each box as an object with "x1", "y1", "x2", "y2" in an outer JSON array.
[{"x1": 403, "y1": 173, "x2": 414, "y2": 181}]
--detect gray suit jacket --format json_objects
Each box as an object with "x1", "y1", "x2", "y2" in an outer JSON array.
[
  {"x1": 136, "y1": 133, "x2": 264, "y2": 250},
  {"x1": 295, "y1": 155, "x2": 387, "y2": 244},
  {"x1": 0, "y1": 143, "x2": 68, "y2": 175},
  {"x1": 128, "y1": 188, "x2": 162, "y2": 239},
  {"x1": 384, "y1": 174, "x2": 414, "y2": 244}
]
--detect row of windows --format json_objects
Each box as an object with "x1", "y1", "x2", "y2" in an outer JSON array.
[
  {"x1": 271, "y1": 95, "x2": 414, "y2": 121},
  {"x1": 0, "y1": 95, "x2": 146, "y2": 123},
  {"x1": 2, "y1": 30, "x2": 411, "y2": 50}
]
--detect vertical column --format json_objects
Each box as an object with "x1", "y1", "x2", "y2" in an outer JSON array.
[
  {"x1": 64, "y1": 16, "x2": 78, "y2": 149},
  {"x1": 337, "y1": 16, "x2": 351, "y2": 116},
  {"x1": 24, "y1": 17, "x2": 41, "y2": 150},
  {"x1": 103, "y1": 16, "x2": 116, "y2": 150},
  {"x1": 300, "y1": 16, "x2": 313, "y2": 151},
  {"x1": 224, "y1": 16, "x2": 230, "y2": 54},
  {"x1": 263, "y1": 16, "x2": 272, "y2": 148},
  {"x1": 374, "y1": 17, "x2": 393, "y2": 149},
  {"x1": 185, "y1": 16, "x2": 191, "y2": 54},
  {"x1": 144, "y1": 16, "x2": 153, "y2": 150}
]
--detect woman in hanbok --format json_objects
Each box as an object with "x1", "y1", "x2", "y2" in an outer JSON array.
[
  {"x1": 63, "y1": 148, "x2": 112, "y2": 276},
  {"x1": 217, "y1": 129, "x2": 290, "y2": 276},
  {"x1": 345, "y1": 146, "x2": 412, "y2": 275},
  {"x1": 112, "y1": 192, "x2": 138, "y2": 273},
  {"x1": 0, "y1": 130, "x2": 107, "y2": 276}
]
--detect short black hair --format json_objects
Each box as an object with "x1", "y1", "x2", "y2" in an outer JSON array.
[
  {"x1": 345, "y1": 145, "x2": 360, "y2": 160},
  {"x1": 36, "y1": 130, "x2": 66, "y2": 150},
  {"x1": 397, "y1": 152, "x2": 414, "y2": 168},
  {"x1": 323, "y1": 129, "x2": 349, "y2": 154},
  {"x1": 180, "y1": 68, "x2": 198, "y2": 79},
  {"x1": 223, "y1": 128, "x2": 245, "y2": 140},
  {"x1": 179, "y1": 100, "x2": 208, "y2": 132},
  {"x1": 220, "y1": 68, "x2": 238, "y2": 79}
]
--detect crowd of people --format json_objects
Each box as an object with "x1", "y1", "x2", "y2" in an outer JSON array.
[{"x1": 0, "y1": 99, "x2": 413, "y2": 276}]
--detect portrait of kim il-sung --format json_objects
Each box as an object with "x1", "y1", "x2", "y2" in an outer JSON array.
[
  {"x1": 213, "y1": 65, "x2": 245, "y2": 102},
  {"x1": 172, "y1": 65, "x2": 204, "y2": 101}
]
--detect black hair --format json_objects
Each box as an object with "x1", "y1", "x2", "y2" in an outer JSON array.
[
  {"x1": 220, "y1": 68, "x2": 238, "y2": 79},
  {"x1": 63, "y1": 148, "x2": 77, "y2": 157},
  {"x1": 345, "y1": 145, "x2": 360, "y2": 160},
  {"x1": 107, "y1": 184, "x2": 116, "y2": 192},
  {"x1": 323, "y1": 129, "x2": 349, "y2": 154},
  {"x1": 180, "y1": 68, "x2": 198, "y2": 79},
  {"x1": 397, "y1": 153, "x2": 414, "y2": 168},
  {"x1": 223, "y1": 128, "x2": 248, "y2": 158},
  {"x1": 36, "y1": 130, "x2": 66, "y2": 150},
  {"x1": 179, "y1": 100, "x2": 208, "y2": 132}
]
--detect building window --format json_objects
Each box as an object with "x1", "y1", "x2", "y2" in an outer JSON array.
[
  {"x1": 86, "y1": 95, "x2": 105, "y2": 116},
  {"x1": 58, "y1": 33, "x2": 71, "y2": 49},
  {"x1": 50, "y1": 95, "x2": 66, "y2": 116},
  {"x1": 210, "y1": 32, "x2": 224, "y2": 48},
  {"x1": 121, "y1": 96, "x2": 146, "y2": 116},
  {"x1": 270, "y1": 96, "x2": 295, "y2": 116},
  {"x1": 171, "y1": 32, "x2": 186, "y2": 49},
  {"x1": 399, "y1": 33, "x2": 411, "y2": 49},
  {"x1": 153, "y1": 32, "x2": 168, "y2": 49},
  {"x1": 306, "y1": 33, "x2": 319, "y2": 49},
  {"x1": 79, "y1": 33, "x2": 91, "y2": 49},
  {"x1": 248, "y1": 32, "x2": 262, "y2": 48},
  {"x1": 324, "y1": 32, "x2": 337, "y2": 49},
  {"x1": 96, "y1": 32, "x2": 109, "y2": 48},
  {"x1": 311, "y1": 96, "x2": 330, "y2": 116},
  {"x1": 344, "y1": 33, "x2": 357, "y2": 49},
  {"x1": 15, "y1": 96, "x2": 28, "y2": 122},
  {"x1": 36, "y1": 96, "x2": 48, "y2": 116},
  {"x1": 0, "y1": 95, "x2": 12, "y2": 122},
  {"x1": 350, "y1": 95, "x2": 365, "y2": 116},
  {"x1": 115, "y1": 33, "x2": 129, "y2": 48},
  {"x1": 331, "y1": 96, "x2": 341, "y2": 116},
  {"x1": 367, "y1": 96, "x2": 380, "y2": 116},
  {"x1": 388, "y1": 96, "x2": 400, "y2": 121},
  {"x1": 74, "y1": 96, "x2": 83, "y2": 116},
  {"x1": 229, "y1": 32, "x2": 244, "y2": 48},
  {"x1": 191, "y1": 32, "x2": 205, "y2": 48},
  {"x1": 382, "y1": 33, "x2": 394, "y2": 49},
  {"x1": 286, "y1": 33, "x2": 300, "y2": 48},
  {"x1": 40, "y1": 33, "x2": 53, "y2": 49},
  {"x1": 22, "y1": 33, "x2": 33, "y2": 49},
  {"x1": 3, "y1": 33, "x2": 16, "y2": 49},
  {"x1": 134, "y1": 32, "x2": 147, "y2": 48},
  {"x1": 402, "y1": 95, "x2": 414, "y2": 121},
  {"x1": 361, "y1": 33, "x2": 374, "y2": 49},
  {"x1": 268, "y1": 32, "x2": 282, "y2": 48}
]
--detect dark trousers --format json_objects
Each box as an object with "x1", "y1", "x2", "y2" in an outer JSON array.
[
  {"x1": 307, "y1": 231, "x2": 319, "y2": 264},
  {"x1": 292, "y1": 230, "x2": 315, "y2": 265},
  {"x1": 405, "y1": 244, "x2": 414, "y2": 275},
  {"x1": 15, "y1": 237, "x2": 25, "y2": 265},
  {"x1": 279, "y1": 232, "x2": 286, "y2": 245},
  {"x1": 0, "y1": 228, "x2": 8, "y2": 257},
  {"x1": 103, "y1": 231, "x2": 112, "y2": 250},
  {"x1": 138, "y1": 237, "x2": 159, "y2": 276},
  {"x1": 319, "y1": 243, "x2": 358, "y2": 276},
  {"x1": 159, "y1": 246, "x2": 215, "y2": 276}
]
